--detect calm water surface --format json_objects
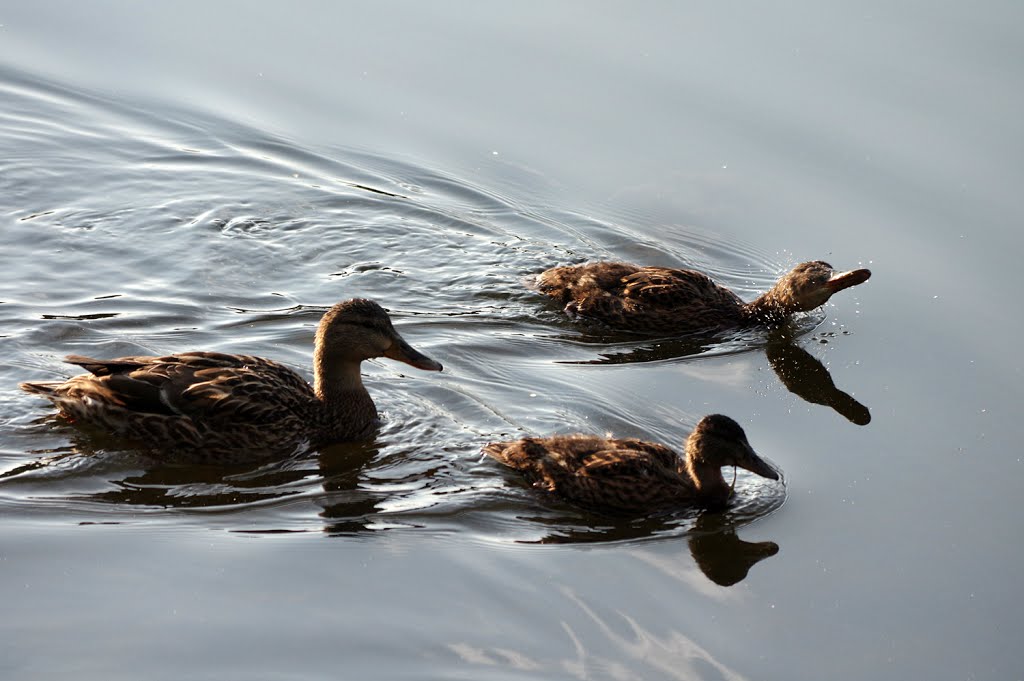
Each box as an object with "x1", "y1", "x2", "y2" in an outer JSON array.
[{"x1": 1, "y1": 2, "x2": 1022, "y2": 680}]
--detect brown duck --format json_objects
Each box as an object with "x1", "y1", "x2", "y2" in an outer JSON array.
[
  {"x1": 483, "y1": 414, "x2": 779, "y2": 513},
  {"x1": 536, "y1": 260, "x2": 871, "y2": 334},
  {"x1": 20, "y1": 298, "x2": 442, "y2": 461}
]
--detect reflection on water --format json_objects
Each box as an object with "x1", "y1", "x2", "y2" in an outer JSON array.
[
  {"x1": 687, "y1": 513, "x2": 779, "y2": 587},
  {"x1": 547, "y1": 317, "x2": 870, "y2": 425},
  {"x1": 315, "y1": 440, "x2": 387, "y2": 535},
  {"x1": 517, "y1": 506, "x2": 780, "y2": 586},
  {"x1": 764, "y1": 327, "x2": 871, "y2": 425},
  {"x1": 448, "y1": 582, "x2": 751, "y2": 680}
]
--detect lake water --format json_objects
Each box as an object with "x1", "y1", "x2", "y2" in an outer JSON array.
[{"x1": 2, "y1": 2, "x2": 1022, "y2": 679}]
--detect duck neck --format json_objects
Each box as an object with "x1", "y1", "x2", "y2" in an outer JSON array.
[
  {"x1": 741, "y1": 289, "x2": 794, "y2": 326},
  {"x1": 313, "y1": 354, "x2": 377, "y2": 440},
  {"x1": 684, "y1": 444, "x2": 732, "y2": 508}
]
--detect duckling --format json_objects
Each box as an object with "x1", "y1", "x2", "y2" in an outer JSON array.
[
  {"x1": 483, "y1": 414, "x2": 779, "y2": 512},
  {"x1": 20, "y1": 298, "x2": 442, "y2": 461},
  {"x1": 536, "y1": 260, "x2": 870, "y2": 335}
]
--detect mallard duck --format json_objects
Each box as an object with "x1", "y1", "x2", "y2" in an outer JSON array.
[
  {"x1": 19, "y1": 298, "x2": 442, "y2": 460},
  {"x1": 483, "y1": 414, "x2": 779, "y2": 512},
  {"x1": 536, "y1": 260, "x2": 871, "y2": 334}
]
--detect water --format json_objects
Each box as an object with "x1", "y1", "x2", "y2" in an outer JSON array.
[{"x1": 2, "y1": 2, "x2": 1022, "y2": 680}]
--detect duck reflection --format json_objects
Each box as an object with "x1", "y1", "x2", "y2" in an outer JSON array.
[
  {"x1": 8, "y1": 409, "x2": 421, "y2": 535},
  {"x1": 764, "y1": 328, "x2": 870, "y2": 425},
  {"x1": 314, "y1": 440, "x2": 385, "y2": 535},
  {"x1": 3, "y1": 421, "x2": 384, "y2": 522},
  {"x1": 47, "y1": 446, "x2": 319, "y2": 510},
  {"x1": 526, "y1": 509, "x2": 692, "y2": 544},
  {"x1": 687, "y1": 512, "x2": 779, "y2": 586},
  {"x1": 523, "y1": 507, "x2": 778, "y2": 586},
  {"x1": 561, "y1": 323, "x2": 870, "y2": 425}
]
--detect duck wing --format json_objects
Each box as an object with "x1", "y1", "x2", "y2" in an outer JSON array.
[
  {"x1": 484, "y1": 435, "x2": 688, "y2": 510},
  {"x1": 566, "y1": 442, "x2": 689, "y2": 510},
  {"x1": 576, "y1": 440, "x2": 682, "y2": 479},
  {"x1": 619, "y1": 267, "x2": 742, "y2": 309},
  {"x1": 535, "y1": 262, "x2": 642, "y2": 302},
  {"x1": 609, "y1": 267, "x2": 745, "y2": 333}
]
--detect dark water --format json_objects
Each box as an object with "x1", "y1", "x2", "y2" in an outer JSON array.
[{"x1": 2, "y1": 3, "x2": 1022, "y2": 680}]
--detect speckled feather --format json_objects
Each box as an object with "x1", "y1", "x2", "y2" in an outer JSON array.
[
  {"x1": 484, "y1": 434, "x2": 690, "y2": 510},
  {"x1": 22, "y1": 353, "x2": 320, "y2": 455}
]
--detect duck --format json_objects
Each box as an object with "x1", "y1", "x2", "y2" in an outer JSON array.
[
  {"x1": 19, "y1": 298, "x2": 442, "y2": 461},
  {"x1": 535, "y1": 260, "x2": 871, "y2": 335},
  {"x1": 483, "y1": 414, "x2": 779, "y2": 513}
]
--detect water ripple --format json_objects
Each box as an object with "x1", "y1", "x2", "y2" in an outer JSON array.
[{"x1": 4, "y1": 68, "x2": 794, "y2": 548}]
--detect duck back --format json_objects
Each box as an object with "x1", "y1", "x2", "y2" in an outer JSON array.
[
  {"x1": 537, "y1": 262, "x2": 745, "y2": 334},
  {"x1": 484, "y1": 434, "x2": 692, "y2": 512}
]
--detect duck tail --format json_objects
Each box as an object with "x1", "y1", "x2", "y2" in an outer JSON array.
[
  {"x1": 483, "y1": 438, "x2": 552, "y2": 471},
  {"x1": 534, "y1": 267, "x2": 571, "y2": 298},
  {"x1": 482, "y1": 441, "x2": 512, "y2": 464},
  {"x1": 63, "y1": 354, "x2": 146, "y2": 376},
  {"x1": 19, "y1": 381, "x2": 62, "y2": 397}
]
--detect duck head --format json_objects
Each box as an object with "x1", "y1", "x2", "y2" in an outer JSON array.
[
  {"x1": 767, "y1": 261, "x2": 871, "y2": 314},
  {"x1": 314, "y1": 298, "x2": 442, "y2": 390},
  {"x1": 686, "y1": 414, "x2": 779, "y2": 482}
]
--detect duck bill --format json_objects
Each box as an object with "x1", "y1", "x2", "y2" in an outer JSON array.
[
  {"x1": 384, "y1": 336, "x2": 443, "y2": 372},
  {"x1": 738, "y1": 443, "x2": 780, "y2": 481},
  {"x1": 825, "y1": 268, "x2": 871, "y2": 293}
]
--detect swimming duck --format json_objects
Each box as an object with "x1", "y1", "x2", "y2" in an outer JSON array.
[
  {"x1": 483, "y1": 414, "x2": 779, "y2": 513},
  {"x1": 20, "y1": 298, "x2": 442, "y2": 460},
  {"x1": 536, "y1": 260, "x2": 871, "y2": 335}
]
